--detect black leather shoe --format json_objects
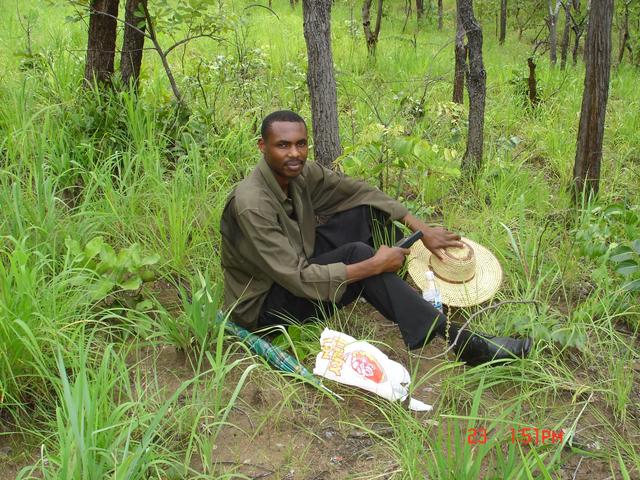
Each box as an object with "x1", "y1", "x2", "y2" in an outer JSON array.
[{"x1": 451, "y1": 332, "x2": 532, "y2": 366}]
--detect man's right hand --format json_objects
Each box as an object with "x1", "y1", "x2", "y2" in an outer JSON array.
[
  {"x1": 373, "y1": 245, "x2": 410, "y2": 273},
  {"x1": 346, "y1": 245, "x2": 410, "y2": 284}
]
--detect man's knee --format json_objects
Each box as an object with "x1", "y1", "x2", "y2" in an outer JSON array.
[{"x1": 345, "y1": 241, "x2": 375, "y2": 264}]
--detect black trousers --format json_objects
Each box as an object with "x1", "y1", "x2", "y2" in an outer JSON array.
[{"x1": 257, "y1": 206, "x2": 447, "y2": 349}]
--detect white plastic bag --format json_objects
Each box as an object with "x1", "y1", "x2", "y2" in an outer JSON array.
[{"x1": 313, "y1": 328, "x2": 432, "y2": 411}]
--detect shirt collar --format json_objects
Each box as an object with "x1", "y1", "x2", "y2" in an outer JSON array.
[{"x1": 258, "y1": 157, "x2": 288, "y2": 203}]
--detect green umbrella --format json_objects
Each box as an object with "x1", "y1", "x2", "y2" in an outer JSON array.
[{"x1": 215, "y1": 311, "x2": 343, "y2": 400}]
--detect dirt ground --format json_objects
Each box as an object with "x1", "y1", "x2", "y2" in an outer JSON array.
[{"x1": 1, "y1": 282, "x2": 637, "y2": 479}]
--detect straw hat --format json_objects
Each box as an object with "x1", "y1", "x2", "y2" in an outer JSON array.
[{"x1": 407, "y1": 237, "x2": 503, "y2": 307}]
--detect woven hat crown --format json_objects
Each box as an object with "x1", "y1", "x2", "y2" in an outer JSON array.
[{"x1": 429, "y1": 241, "x2": 476, "y2": 284}]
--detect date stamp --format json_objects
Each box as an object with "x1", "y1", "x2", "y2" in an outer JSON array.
[{"x1": 467, "y1": 427, "x2": 564, "y2": 445}]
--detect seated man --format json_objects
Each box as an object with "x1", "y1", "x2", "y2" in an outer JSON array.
[{"x1": 220, "y1": 110, "x2": 531, "y2": 365}]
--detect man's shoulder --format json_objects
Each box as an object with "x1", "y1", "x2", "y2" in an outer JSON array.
[{"x1": 227, "y1": 167, "x2": 275, "y2": 216}]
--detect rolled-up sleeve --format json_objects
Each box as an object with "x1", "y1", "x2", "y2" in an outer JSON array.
[{"x1": 236, "y1": 207, "x2": 349, "y2": 303}]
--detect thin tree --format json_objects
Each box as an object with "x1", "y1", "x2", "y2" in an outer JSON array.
[
  {"x1": 571, "y1": 0, "x2": 586, "y2": 65},
  {"x1": 547, "y1": 0, "x2": 562, "y2": 66},
  {"x1": 84, "y1": 0, "x2": 120, "y2": 86},
  {"x1": 362, "y1": 0, "x2": 384, "y2": 57},
  {"x1": 618, "y1": 0, "x2": 632, "y2": 65},
  {"x1": 416, "y1": 0, "x2": 425, "y2": 21},
  {"x1": 458, "y1": 0, "x2": 486, "y2": 177},
  {"x1": 120, "y1": 0, "x2": 146, "y2": 88},
  {"x1": 453, "y1": 12, "x2": 466, "y2": 104},
  {"x1": 499, "y1": 0, "x2": 507, "y2": 44},
  {"x1": 302, "y1": 0, "x2": 342, "y2": 168},
  {"x1": 438, "y1": 0, "x2": 443, "y2": 29},
  {"x1": 559, "y1": 0, "x2": 571, "y2": 69},
  {"x1": 572, "y1": 0, "x2": 613, "y2": 199}
]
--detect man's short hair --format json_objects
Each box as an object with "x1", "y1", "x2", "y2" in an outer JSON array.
[{"x1": 260, "y1": 110, "x2": 307, "y2": 140}]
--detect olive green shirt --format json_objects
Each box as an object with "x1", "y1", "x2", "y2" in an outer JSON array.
[{"x1": 220, "y1": 158, "x2": 409, "y2": 329}]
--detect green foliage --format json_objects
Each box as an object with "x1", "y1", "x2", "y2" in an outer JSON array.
[
  {"x1": 65, "y1": 236, "x2": 159, "y2": 301},
  {"x1": 2, "y1": 1, "x2": 640, "y2": 476},
  {"x1": 157, "y1": 272, "x2": 224, "y2": 352},
  {"x1": 574, "y1": 202, "x2": 640, "y2": 292},
  {"x1": 272, "y1": 322, "x2": 323, "y2": 362},
  {"x1": 338, "y1": 122, "x2": 460, "y2": 201},
  {"x1": 508, "y1": 59, "x2": 544, "y2": 107},
  {"x1": 610, "y1": 240, "x2": 640, "y2": 292}
]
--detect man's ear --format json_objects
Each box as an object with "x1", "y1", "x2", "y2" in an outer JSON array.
[{"x1": 257, "y1": 137, "x2": 265, "y2": 153}]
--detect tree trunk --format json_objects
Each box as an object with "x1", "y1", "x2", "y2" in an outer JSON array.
[
  {"x1": 120, "y1": 0, "x2": 146, "y2": 88},
  {"x1": 302, "y1": 0, "x2": 342, "y2": 168},
  {"x1": 84, "y1": 0, "x2": 120, "y2": 86},
  {"x1": 416, "y1": 0, "x2": 424, "y2": 21},
  {"x1": 617, "y1": 0, "x2": 630, "y2": 65},
  {"x1": 560, "y1": 0, "x2": 571, "y2": 69},
  {"x1": 527, "y1": 57, "x2": 539, "y2": 105},
  {"x1": 547, "y1": 0, "x2": 561, "y2": 66},
  {"x1": 572, "y1": 0, "x2": 613, "y2": 200},
  {"x1": 458, "y1": 0, "x2": 486, "y2": 177},
  {"x1": 362, "y1": 0, "x2": 384, "y2": 57},
  {"x1": 453, "y1": 12, "x2": 466, "y2": 104},
  {"x1": 499, "y1": 0, "x2": 507, "y2": 44},
  {"x1": 438, "y1": 0, "x2": 443, "y2": 30},
  {"x1": 571, "y1": 0, "x2": 584, "y2": 65}
]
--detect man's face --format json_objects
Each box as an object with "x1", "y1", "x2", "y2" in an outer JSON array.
[{"x1": 258, "y1": 121, "x2": 308, "y2": 187}]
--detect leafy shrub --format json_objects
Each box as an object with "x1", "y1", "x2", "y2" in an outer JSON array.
[{"x1": 65, "y1": 236, "x2": 159, "y2": 303}]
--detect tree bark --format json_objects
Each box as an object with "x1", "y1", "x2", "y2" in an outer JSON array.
[
  {"x1": 120, "y1": 0, "x2": 146, "y2": 88},
  {"x1": 547, "y1": 0, "x2": 561, "y2": 66},
  {"x1": 499, "y1": 0, "x2": 507, "y2": 44},
  {"x1": 453, "y1": 12, "x2": 466, "y2": 104},
  {"x1": 527, "y1": 57, "x2": 539, "y2": 105},
  {"x1": 438, "y1": 0, "x2": 443, "y2": 30},
  {"x1": 302, "y1": 0, "x2": 342, "y2": 168},
  {"x1": 458, "y1": 0, "x2": 486, "y2": 177},
  {"x1": 362, "y1": 0, "x2": 384, "y2": 57},
  {"x1": 572, "y1": 0, "x2": 613, "y2": 200},
  {"x1": 84, "y1": 0, "x2": 120, "y2": 86},
  {"x1": 560, "y1": 0, "x2": 571, "y2": 69},
  {"x1": 416, "y1": 0, "x2": 425, "y2": 21}
]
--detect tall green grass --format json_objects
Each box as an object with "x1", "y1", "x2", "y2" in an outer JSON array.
[{"x1": 1, "y1": 0, "x2": 638, "y2": 477}]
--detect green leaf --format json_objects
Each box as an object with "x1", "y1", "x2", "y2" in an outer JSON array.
[
  {"x1": 622, "y1": 279, "x2": 640, "y2": 292},
  {"x1": 413, "y1": 140, "x2": 431, "y2": 159},
  {"x1": 632, "y1": 239, "x2": 640, "y2": 254},
  {"x1": 136, "y1": 300, "x2": 153, "y2": 311},
  {"x1": 615, "y1": 261, "x2": 640, "y2": 277},
  {"x1": 140, "y1": 253, "x2": 160, "y2": 266},
  {"x1": 65, "y1": 237, "x2": 83, "y2": 258},
  {"x1": 119, "y1": 276, "x2": 142, "y2": 291},
  {"x1": 392, "y1": 138, "x2": 414, "y2": 157},
  {"x1": 90, "y1": 278, "x2": 115, "y2": 300},
  {"x1": 84, "y1": 236, "x2": 104, "y2": 260},
  {"x1": 610, "y1": 247, "x2": 634, "y2": 263}
]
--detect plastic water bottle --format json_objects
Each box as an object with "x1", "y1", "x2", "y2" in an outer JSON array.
[{"x1": 422, "y1": 271, "x2": 443, "y2": 313}]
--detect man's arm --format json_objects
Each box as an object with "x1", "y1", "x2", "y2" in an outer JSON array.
[
  {"x1": 401, "y1": 213, "x2": 463, "y2": 260},
  {"x1": 346, "y1": 245, "x2": 410, "y2": 283}
]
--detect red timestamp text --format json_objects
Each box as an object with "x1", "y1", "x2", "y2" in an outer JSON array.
[{"x1": 467, "y1": 427, "x2": 564, "y2": 445}]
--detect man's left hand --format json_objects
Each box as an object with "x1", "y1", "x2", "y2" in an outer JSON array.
[
  {"x1": 402, "y1": 213, "x2": 463, "y2": 260},
  {"x1": 420, "y1": 226, "x2": 463, "y2": 260}
]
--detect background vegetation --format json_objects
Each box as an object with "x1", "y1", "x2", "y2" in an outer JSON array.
[{"x1": 0, "y1": 0, "x2": 638, "y2": 478}]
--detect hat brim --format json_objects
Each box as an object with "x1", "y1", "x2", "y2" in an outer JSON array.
[{"x1": 407, "y1": 237, "x2": 503, "y2": 307}]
